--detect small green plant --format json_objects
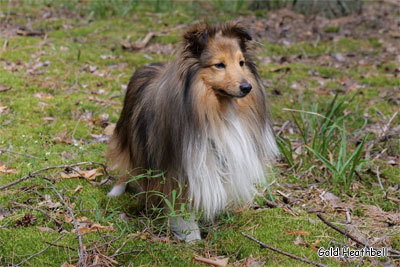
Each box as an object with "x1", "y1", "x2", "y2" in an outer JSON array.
[
  {"x1": 278, "y1": 94, "x2": 366, "y2": 190},
  {"x1": 306, "y1": 130, "x2": 366, "y2": 190},
  {"x1": 276, "y1": 135, "x2": 295, "y2": 167},
  {"x1": 324, "y1": 25, "x2": 340, "y2": 33},
  {"x1": 125, "y1": 170, "x2": 193, "y2": 232},
  {"x1": 290, "y1": 94, "x2": 348, "y2": 159}
]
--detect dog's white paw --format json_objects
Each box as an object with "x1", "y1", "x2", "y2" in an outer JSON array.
[
  {"x1": 169, "y1": 215, "x2": 201, "y2": 243},
  {"x1": 107, "y1": 184, "x2": 127, "y2": 197}
]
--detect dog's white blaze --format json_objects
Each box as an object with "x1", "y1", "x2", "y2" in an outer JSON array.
[{"x1": 185, "y1": 108, "x2": 278, "y2": 220}]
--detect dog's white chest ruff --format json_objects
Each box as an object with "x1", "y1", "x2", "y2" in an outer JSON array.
[{"x1": 185, "y1": 113, "x2": 276, "y2": 220}]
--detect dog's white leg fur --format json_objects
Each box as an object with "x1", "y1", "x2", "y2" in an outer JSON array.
[
  {"x1": 107, "y1": 183, "x2": 127, "y2": 197},
  {"x1": 169, "y1": 214, "x2": 201, "y2": 243}
]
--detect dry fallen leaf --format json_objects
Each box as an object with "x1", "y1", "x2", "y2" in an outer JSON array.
[
  {"x1": 72, "y1": 222, "x2": 114, "y2": 234},
  {"x1": 61, "y1": 167, "x2": 103, "y2": 181},
  {"x1": 241, "y1": 255, "x2": 265, "y2": 267},
  {"x1": 0, "y1": 104, "x2": 9, "y2": 114},
  {"x1": 37, "y1": 226, "x2": 56, "y2": 232},
  {"x1": 16, "y1": 27, "x2": 44, "y2": 37},
  {"x1": 34, "y1": 92, "x2": 54, "y2": 100},
  {"x1": 122, "y1": 32, "x2": 155, "y2": 50},
  {"x1": 194, "y1": 256, "x2": 228, "y2": 267},
  {"x1": 64, "y1": 213, "x2": 72, "y2": 223},
  {"x1": 311, "y1": 240, "x2": 320, "y2": 251},
  {"x1": 320, "y1": 191, "x2": 347, "y2": 210},
  {"x1": 0, "y1": 85, "x2": 12, "y2": 92},
  {"x1": 362, "y1": 205, "x2": 400, "y2": 225},
  {"x1": 288, "y1": 230, "x2": 310, "y2": 236},
  {"x1": 0, "y1": 162, "x2": 18, "y2": 174},
  {"x1": 60, "y1": 171, "x2": 80, "y2": 179},
  {"x1": 38, "y1": 194, "x2": 62, "y2": 209},
  {"x1": 293, "y1": 235, "x2": 303, "y2": 246},
  {"x1": 73, "y1": 185, "x2": 83, "y2": 194},
  {"x1": 80, "y1": 168, "x2": 103, "y2": 180},
  {"x1": 42, "y1": 116, "x2": 55, "y2": 122}
]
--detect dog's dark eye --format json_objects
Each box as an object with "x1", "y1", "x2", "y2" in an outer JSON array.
[
  {"x1": 239, "y1": 60, "x2": 245, "y2": 67},
  {"x1": 215, "y1": 63, "x2": 225, "y2": 69}
]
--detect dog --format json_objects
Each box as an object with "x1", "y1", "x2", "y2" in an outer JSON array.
[{"x1": 106, "y1": 22, "x2": 278, "y2": 242}]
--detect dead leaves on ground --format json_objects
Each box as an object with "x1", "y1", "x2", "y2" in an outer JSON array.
[
  {"x1": 121, "y1": 32, "x2": 155, "y2": 51},
  {"x1": 0, "y1": 85, "x2": 12, "y2": 92},
  {"x1": 34, "y1": 92, "x2": 54, "y2": 100},
  {"x1": 38, "y1": 194, "x2": 62, "y2": 209},
  {"x1": 71, "y1": 217, "x2": 113, "y2": 234},
  {"x1": 0, "y1": 103, "x2": 9, "y2": 115},
  {"x1": 194, "y1": 256, "x2": 228, "y2": 267},
  {"x1": 16, "y1": 26, "x2": 44, "y2": 37},
  {"x1": 0, "y1": 161, "x2": 18, "y2": 174},
  {"x1": 60, "y1": 167, "x2": 103, "y2": 181},
  {"x1": 362, "y1": 205, "x2": 400, "y2": 226}
]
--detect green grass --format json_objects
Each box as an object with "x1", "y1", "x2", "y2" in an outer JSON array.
[{"x1": 0, "y1": 1, "x2": 399, "y2": 266}]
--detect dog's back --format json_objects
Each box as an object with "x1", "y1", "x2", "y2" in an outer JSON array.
[{"x1": 107, "y1": 63, "x2": 164, "y2": 174}]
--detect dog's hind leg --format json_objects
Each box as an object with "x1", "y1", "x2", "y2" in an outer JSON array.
[{"x1": 169, "y1": 214, "x2": 201, "y2": 243}]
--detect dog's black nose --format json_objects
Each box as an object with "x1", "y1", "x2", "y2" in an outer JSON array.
[{"x1": 239, "y1": 82, "x2": 252, "y2": 94}]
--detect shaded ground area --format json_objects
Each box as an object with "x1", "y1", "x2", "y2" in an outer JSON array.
[{"x1": 0, "y1": 1, "x2": 399, "y2": 266}]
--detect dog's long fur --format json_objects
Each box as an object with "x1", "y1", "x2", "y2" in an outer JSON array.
[{"x1": 107, "y1": 23, "x2": 279, "y2": 222}]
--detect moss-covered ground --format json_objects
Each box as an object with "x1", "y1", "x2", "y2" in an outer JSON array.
[{"x1": 0, "y1": 1, "x2": 399, "y2": 266}]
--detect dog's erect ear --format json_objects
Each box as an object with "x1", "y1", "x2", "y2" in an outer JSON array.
[
  {"x1": 183, "y1": 24, "x2": 212, "y2": 57},
  {"x1": 228, "y1": 25, "x2": 252, "y2": 42},
  {"x1": 223, "y1": 23, "x2": 252, "y2": 51}
]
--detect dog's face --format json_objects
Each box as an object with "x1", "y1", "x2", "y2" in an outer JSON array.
[
  {"x1": 201, "y1": 36, "x2": 252, "y2": 98},
  {"x1": 184, "y1": 23, "x2": 254, "y2": 99}
]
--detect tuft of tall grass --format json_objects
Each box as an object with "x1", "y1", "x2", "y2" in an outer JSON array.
[{"x1": 278, "y1": 94, "x2": 366, "y2": 191}]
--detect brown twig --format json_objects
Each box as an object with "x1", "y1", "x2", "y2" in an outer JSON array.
[
  {"x1": 50, "y1": 183, "x2": 87, "y2": 267},
  {"x1": 44, "y1": 241, "x2": 75, "y2": 251},
  {"x1": 0, "y1": 148, "x2": 40, "y2": 159},
  {"x1": 379, "y1": 111, "x2": 398, "y2": 142},
  {"x1": 242, "y1": 232, "x2": 327, "y2": 266},
  {"x1": 265, "y1": 199, "x2": 280, "y2": 208},
  {"x1": 0, "y1": 161, "x2": 108, "y2": 191},
  {"x1": 111, "y1": 249, "x2": 145, "y2": 258},
  {"x1": 14, "y1": 234, "x2": 66, "y2": 267},
  {"x1": 317, "y1": 213, "x2": 400, "y2": 256}
]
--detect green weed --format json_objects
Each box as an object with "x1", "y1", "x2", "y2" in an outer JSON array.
[
  {"x1": 278, "y1": 94, "x2": 367, "y2": 190},
  {"x1": 306, "y1": 133, "x2": 366, "y2": 190}
]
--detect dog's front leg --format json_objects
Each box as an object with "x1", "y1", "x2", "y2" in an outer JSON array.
[{"x1": 169, "y1": 214, "x2": 201, "y2": 243}]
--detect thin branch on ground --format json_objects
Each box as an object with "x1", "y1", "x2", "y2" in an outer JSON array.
[
  {"x1": 14, "y1": 234, "x2": 66, "y2": 267},
  {"x1": 242, "y1": 232, "x2": 327, "y2": 267},
  {"x1": 111, "y1": 249, "x2": 145, "y2": 258},
  {"x1": 0, "y1": 161, "x2": 108, "y2": 191},
  {"x1": 379, "y1": 110, "x2": 398, "y2": 142},
  {"x1": 71, "y1": 113, "x2": 84, "y2": 141},
  {"x1": 317, "y1": 213, "x2": 400, "y2": 256},
  {"x1": 44, "y1": 241, "x2": 76, "y2": 251},
  {"x1": 0, "y1": 148, "x2": 40, "y2": 159},
  {"x1": 49, "y1": 183, "x2": 87, "y2": 267},
  {"x1": 375, "y1": 166, "x2": 387, "y2": 197},
  {"x1": 110, "y1": 238, "x2": 130, "y2": 258}
]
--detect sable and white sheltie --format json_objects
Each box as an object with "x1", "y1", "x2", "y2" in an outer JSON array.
[{"x1": 107, "y1": 22, "x2": 278, "y2": 242}]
